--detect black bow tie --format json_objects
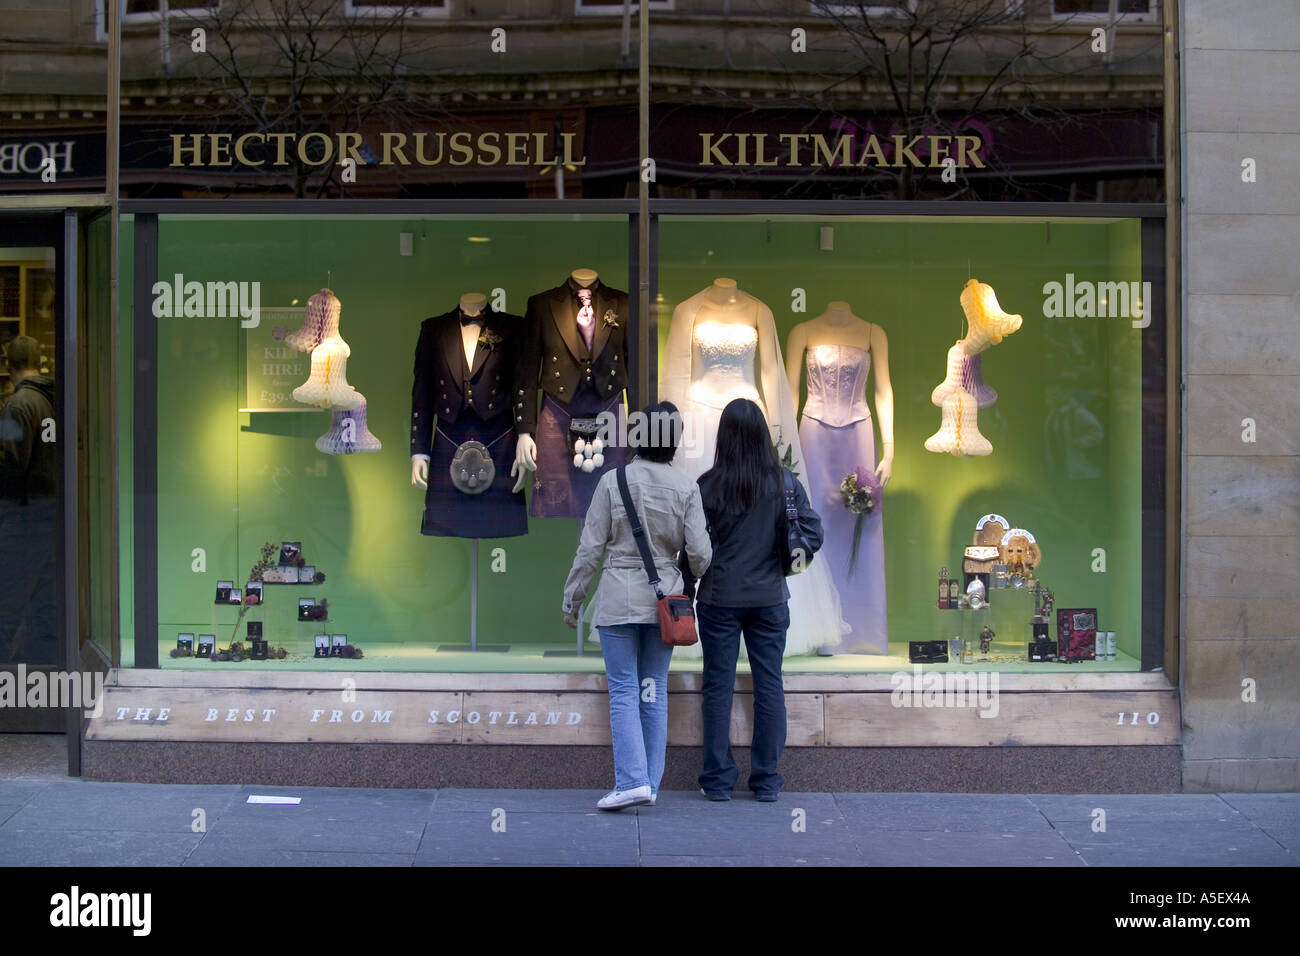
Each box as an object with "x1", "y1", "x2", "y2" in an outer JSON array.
[{"x1": 460, "y1": 312, "x2": 484, "y2": 327}]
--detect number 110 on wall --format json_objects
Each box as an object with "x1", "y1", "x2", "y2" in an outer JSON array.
[{"x1": 1117, "y1": 712, "x2": 1160, "y2": 725}]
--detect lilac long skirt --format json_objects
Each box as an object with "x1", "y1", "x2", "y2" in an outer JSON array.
[{"x1": 798, "y1": 413, "x2": 888, "y2": 654}]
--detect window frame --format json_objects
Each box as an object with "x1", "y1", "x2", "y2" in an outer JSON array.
[
  {"x1": 1048, "y1": 0, "x2": 1159, "y2": 23},
  {"x1": 343, "y1": 0, "x2": 451, "y2": 18},
  {"x1": 810, "y1": 0, "x2": 919, "y2": 19},
  {"x1": 574, "y1": 0, "x2": 675, "y2": 16}
]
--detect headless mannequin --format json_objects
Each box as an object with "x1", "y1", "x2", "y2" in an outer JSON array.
[
  {"x1": 411, "y1": 292, "x2": 528, "y2": 490},
  {"x1": 690, "y1": 277, "x2": 782, "y2": 420},
  {"x1": 785, "y1": 301, "x2": 895, "y2": 486},
  {"x1": 512, "y1": 267, "x2": 598, "y2": 493}
]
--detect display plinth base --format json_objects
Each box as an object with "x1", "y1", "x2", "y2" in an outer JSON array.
[
  {"x1": 542, "y1": 647, "x2": 601, "y2": 658},
  {"x1": 83, "y1": 668, "x2": 1182, "y2": 791},
  {"x1": 436, "y1": 644, "x2": 510, "y2": 653}
]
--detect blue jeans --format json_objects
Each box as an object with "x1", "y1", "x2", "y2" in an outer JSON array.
[
  {"x1": 697, "y1": 601, "x2": 790, "y2": 795},
  {"x1": 599, "y1": 623, "x2": 675, "y2": 794}
]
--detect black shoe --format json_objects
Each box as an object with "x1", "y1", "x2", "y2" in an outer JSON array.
[
  {"x1": 699, "y1": 788, "x2": 732, "y2": 802},
  {"x1": 754, "y1": 791, "x2": 779, "y2": 803}
]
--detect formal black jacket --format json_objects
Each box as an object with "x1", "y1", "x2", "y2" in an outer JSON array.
[
  {"x1": 411, "y1": 306, "x2": 525, "y2": 457},
  {"x1": 695, "y1": 470, "x2": 824, "y2": 608},
  {"x1": 516, "y1": 278, "x2": 630, "y2": 432}
]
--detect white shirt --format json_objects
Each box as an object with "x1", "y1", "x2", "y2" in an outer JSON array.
[{"x1": 461, "y1": 314, "x2": 482, "y2": 366}]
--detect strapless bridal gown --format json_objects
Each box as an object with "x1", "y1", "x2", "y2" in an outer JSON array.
[{"x1": 670, "y1": 319, "x2": 849, "y2": 659}]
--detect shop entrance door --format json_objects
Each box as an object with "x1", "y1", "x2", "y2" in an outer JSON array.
[{"x1": 0, "y1": 218, "x2": 63, "y2": 734}]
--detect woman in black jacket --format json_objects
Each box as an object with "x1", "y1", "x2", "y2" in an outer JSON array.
[{"x1": 695, "y1": 398, "x2": 823, "y2": 802}]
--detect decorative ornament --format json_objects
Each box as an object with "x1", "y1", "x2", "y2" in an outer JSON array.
[
  {"x1": 316, "y1": 400, "x2": 383, "y2": 455},
  {"x1": 292, "y1": 335, "x2": 363, "y2": 410},
  {"x1": 960, "y1": 278, "x2": 1023, "y2": 354},
  {"x1": 925, "y1": 386, "x2": 992, "y2": 457},
  {"x1": 275, "y1": 288, "x2": 338, "y2": 353}
]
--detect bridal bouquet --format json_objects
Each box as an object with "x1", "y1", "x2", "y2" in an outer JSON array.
[{"x1": 840, "y1": 466, "x2": 882, "y2": 577}]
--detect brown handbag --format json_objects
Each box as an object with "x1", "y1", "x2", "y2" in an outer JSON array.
[{"x1": 615, "y1": 466, "x2": 698, "y2": 646}]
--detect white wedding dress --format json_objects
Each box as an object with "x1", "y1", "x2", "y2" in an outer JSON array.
[{"x1": 661, "y1": 286, "x2": 849, "y2": 659}]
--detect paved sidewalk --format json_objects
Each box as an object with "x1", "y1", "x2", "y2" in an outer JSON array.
[{"x1": 0, "y1": 778, "x2": 1295, "y2": 866}]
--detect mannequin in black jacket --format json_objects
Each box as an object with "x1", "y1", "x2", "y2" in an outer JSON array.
[
  {"x1": 410, "y1": 294, "x2": 528, "y2": 538},
  {"x1": 513, "y1": 269, "x2": 630, "y2": 518}
]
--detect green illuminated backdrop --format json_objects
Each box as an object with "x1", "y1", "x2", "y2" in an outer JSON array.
[{"x1": 125, "y1": 214, "x2": 1143, "y2": 669}]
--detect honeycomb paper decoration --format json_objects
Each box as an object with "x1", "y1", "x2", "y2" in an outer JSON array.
[
  {"x1": 960, "y1": 279, "x2": 1022, "y2": 354},
  {"x1": 924, "y1": 386, "x2": 992, "y2": 457},
  {"x1": 293, "y1": 334, "x2": 363, "y2": 410},
  {"x1": 277, "y1": 288, "x2": 339, "y2": 353},
  {"x1": 316, "y1": 400, "x2": 382, "y2": 455}
]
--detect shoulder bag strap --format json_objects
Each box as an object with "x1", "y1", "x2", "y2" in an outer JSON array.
[{"x1": 616, "y1": 465, "x2": 665, "y2": 600}]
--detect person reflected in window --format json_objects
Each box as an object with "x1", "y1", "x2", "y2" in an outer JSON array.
[
  {"x1": 562, "y1": 401, "x2": 712, "y2": 811},
  {"x1": 0, "y1": 335, "x2": 58, "y2": 663},
  {"x1": 695, "y1": 398, "x2": 823, "y2": 802}
]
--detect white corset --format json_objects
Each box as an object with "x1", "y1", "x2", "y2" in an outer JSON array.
[
  {"x1": 803, "y1": 343, "x2": 870, "y2": 426},
  {"x1": 689, "y1": 320, "x2": 761, "y2": 410}
]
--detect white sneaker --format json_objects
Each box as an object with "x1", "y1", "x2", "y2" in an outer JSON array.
[
  {"x1": 648, "y1": 793, "x2": 657, "y2": 806},
  {"x1": 597, "y1": 786, "x2": 652, "y2": 811}
]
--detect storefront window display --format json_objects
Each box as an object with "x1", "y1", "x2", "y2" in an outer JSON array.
[
  {"x1": 124, "y1": 208, "x2": 1164, "y2": 676},
  {"x1": 655, "y1": 213, "x2": 1161, "y2": 673}
]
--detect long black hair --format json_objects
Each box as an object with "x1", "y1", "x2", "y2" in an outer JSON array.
[{"x1": 698, "y1": 398, "x2": 782, "y2": 514}]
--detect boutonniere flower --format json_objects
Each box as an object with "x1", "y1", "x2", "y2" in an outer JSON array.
[
  {"x1": 477, "y1": 328, "x2": 503, "y2": 349},
  {"x1": 602, "y1": 310, "x2": 620, "y2": 328}
]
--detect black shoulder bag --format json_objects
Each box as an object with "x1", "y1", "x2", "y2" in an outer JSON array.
[{"x1": 779, "y1": 468, "x2": 820, "y2": 576}]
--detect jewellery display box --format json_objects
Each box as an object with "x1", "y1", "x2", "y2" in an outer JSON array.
[
  {"x1": 1027, "y1": 641, "x2": 1058, "y2": 662},
  {"x1": 314, "y1": 635, "x2": 330, "y2": 658},
  {"x1": 331, "y1": 634, "x2": 347, "y2": 657},
  {"x1": 196, "y1": 634, "x2": 216, "y2": 657},
  {"x1": 278, "y1": 541, "x2": 302, "y2": 566},
  {"x1": 908, "y1": 640, "x2": 949, "y2": 664},
  {"x1": 213, "y1": 581, "x2": 233, "y2": 604},
  {"x1": 1057, "y1": 608, "x2": 1098, "y2": 661},
  {"x1": 176, "y1": 633, "x2": 194, "y2": 655}
]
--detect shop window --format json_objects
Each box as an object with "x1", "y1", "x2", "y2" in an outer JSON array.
[
  {"x1": 122, "y1": 0, "x2": 220, "y2": 20},
  {"x1": 577, "y1": 0, "x2": 675, "y2": 14},
  {"x1": 1050, "y1": 0, "x2": 1156, "y2": 20},
  {"x1": 128, "y1": 210, "x2": 1163, "y2": 676},
  {"x1": 811, "y1": 0, "x2": 918, "y2": 18},
  {"x1": 345, "y1": 0, "x2": 449, "y2": 16}
]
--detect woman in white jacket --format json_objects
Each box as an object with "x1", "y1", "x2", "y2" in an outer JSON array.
[{"x1": 562, "y1": 401, "x2": 712, "y2": 810}]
